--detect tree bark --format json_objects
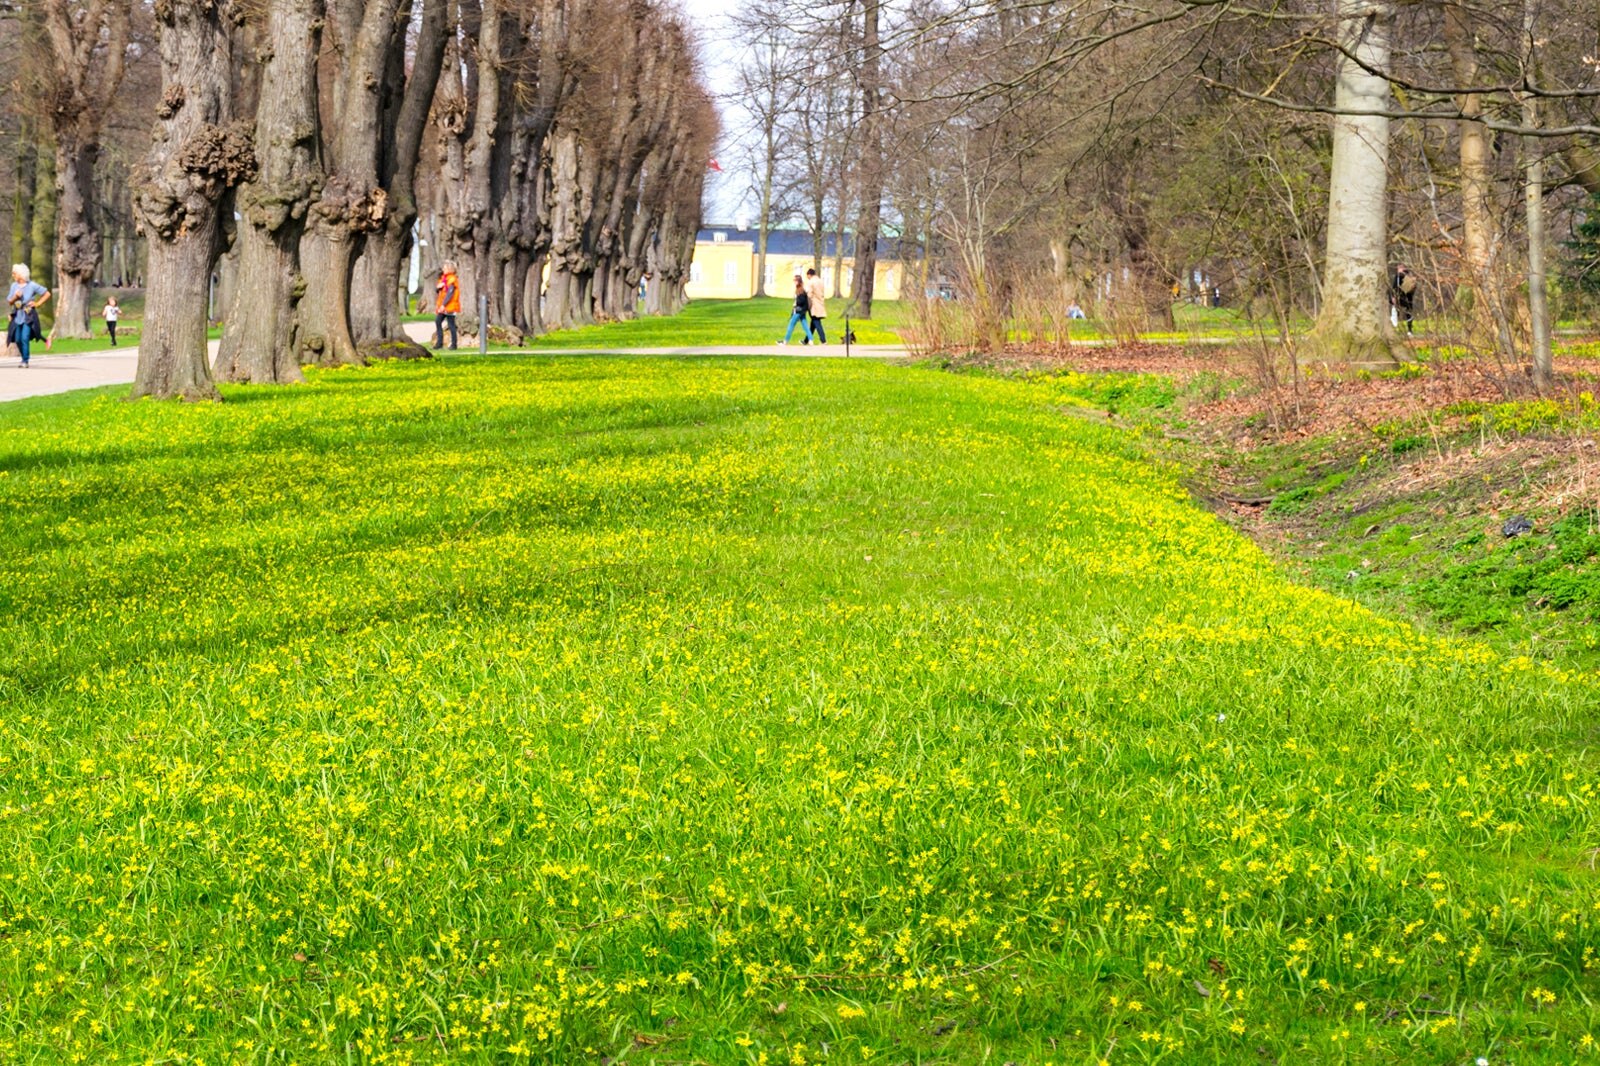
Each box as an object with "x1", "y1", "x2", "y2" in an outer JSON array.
[
  {"x1": 848, "y1": 0, "x2": 883, "y2": 317},
  {"x1": 1523, "y1": 0, "x2": 1551, "y2": 388},
  {"x1": 12, "y1": 129, "x2": 38, "y2": 270},
  {"x1": 546, "y1": 127, "x2": 596, "y2": 328},
  {"x1": 755, "y1": 122, "x2": 775, "y2": 296},
  {"x1": 30, "y1": 150, "x2": 57, "y2": 288},
  {"x1": 132, "y1": 0, "x2": 253, "y2": 401},
  {"x1": 301, "y1": 0, "x2": 409, "y2": 366},
  {"x1": 42, "y1": 0, "x2": 132, "y2": 338},
  {"x1": 215, "y1": 0, "x2": 324, "y2": 384},
  {"x1": 1443, "y1": 3, "x2": 1496, "y2": 345},
  {"x1": 1305, "y1": 0, "x2": 1404, "y2": 367},
  {"x1": 51, "y1": 136, "x2": 100, "y2": 338},
  {"x1": 348, "y1": 0, "x2": 447, "y2": 360}
]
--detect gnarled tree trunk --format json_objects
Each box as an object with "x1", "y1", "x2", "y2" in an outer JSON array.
[
  {"x1": 52, "y1": 135, "x2": 100, "y2": 338},
  {"x1": 132, "y1": 0, "x2": 253, "y2": 401},
  {"x1": 43, "y1": 0, "x2": 131, "y2": 339},
  {"x1": 215, "y1": 0, "x2": 324, "y2": 384},
  {"x1": 545, "y1": 127, "x2": 596, "y2": 328},
  {"x1": 349, "y1": 0, "x2": 447, "y2": 360},
  {"x1": 300, "y1": 0, "x2": 413, "y2": 366}
]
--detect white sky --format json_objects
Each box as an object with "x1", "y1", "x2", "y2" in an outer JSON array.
[{"x1": 677, "y1": 0, "x2": 750, "y2": 223}]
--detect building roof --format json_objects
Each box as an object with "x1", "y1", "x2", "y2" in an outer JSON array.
[{"x1": 696, "y1": 225, "x2": 914, "y2": 261}]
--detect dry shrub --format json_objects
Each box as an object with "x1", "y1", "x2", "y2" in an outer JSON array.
[
  {"x1": 1008, "y1": 272, "x2": 1075, "y2": 357},
  {"x1": 1099, "y1": 290, "x2": 1152, "y2": 346},
  {"x1": 902, "y1": 294, "x2": 958, "y2": 357}
]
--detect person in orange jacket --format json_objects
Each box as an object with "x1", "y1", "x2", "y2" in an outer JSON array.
[{"x1": 434, "y1": 260, "x2": 461, "y2": 350}]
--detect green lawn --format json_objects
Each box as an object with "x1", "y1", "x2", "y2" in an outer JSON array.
[
  {"x1": 518, "y1": 297, "x2": 905, "y2": 349},
  {"x1": 1, "y1": 357, "x2": 1596, "y2": 1063}
]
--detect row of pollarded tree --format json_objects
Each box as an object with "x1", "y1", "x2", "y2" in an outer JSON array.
[{"x1": 31, "y1": 0, "x2": 715, "y2": 400}]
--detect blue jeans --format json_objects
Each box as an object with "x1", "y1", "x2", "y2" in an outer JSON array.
[
  {"x1": 784, "y1": 311, "x2": 811, "y2": 343},
  {"x1": 12, "y1": 319, "x2": 29, "y2": 364},
  {"x1": 434, "y1": 313, "x2": 457, "y2": 349}
]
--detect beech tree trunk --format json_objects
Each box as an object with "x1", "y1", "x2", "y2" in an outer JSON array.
[
  {"x1": 215, "y1": 0, "x2": 324, "y2": 384},
  {"x1": 1444, "y1": 3, "x2": 1496, "y2": 346},
  {"x1": 1523, "y1": 0, "x2": 1551, "y2": 388},
  {"x1": 133, "y1": 0, "x2": 252, "y2": 400},
  {"x1": 1305, "y1": 0, "x2": 1403, "y2": 367}
]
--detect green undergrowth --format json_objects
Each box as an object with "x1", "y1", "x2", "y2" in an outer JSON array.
[
  {"x1": 2, "y1": 356, "x2": 1598, "y2": 1062},
  {"x1": 1029, "y1": 365, "x2": 1600, "y2": 673}
]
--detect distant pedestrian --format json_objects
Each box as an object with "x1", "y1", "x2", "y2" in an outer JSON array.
[
  {"x1": 434, "y1": 260, "x2": 460, "y2": 350},
  {"x1": 805, "y1": 267, "x2": 827, "y2": 344},
  {"x1": 1390, "y1": 265, "x2": 1417, "y2": 334},
  {"x1": 1066, "y1": 301, "x2": 1086, "y2": 320},
  {"x1": 7, "y1": 264, "x2": 49, "y2": 367},
  {"x1": 778, "y1": 275, "x2": 812, "y2": 345},
  {"x1": 103, "y1": 295, "x2": 121, "y2": 347}
]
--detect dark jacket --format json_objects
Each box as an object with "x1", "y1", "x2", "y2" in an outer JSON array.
[{"x1": 793, "y1": 289, "x2": 809, "y2": 315}]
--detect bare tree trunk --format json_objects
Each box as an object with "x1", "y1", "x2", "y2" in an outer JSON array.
[
  {"x1": 812, "y1": 198, "x2": 824, "y2": 272},
  {"x1": 41, "y1": 0, "x2": 130, "y2": 338},
  {"x1": 51, "y1": 135, "x2": 99, "y2": 338},
  {"x1": 303, "y1": 189, "x2": 369, "y2": 367},
  {"x1": 546, "y1": 127, "x2": 596, "y2": 328},
  {"x1": 30, "y1": 150, "x2": 57, "y2": 288},
  {"x1": 1444, "y1": 3, "x2": 1495, "y2": 345},
  {"x1": 302, "y1": 0, "x2": 418, "y2": 366},
  {"x1": 132, "y1": 0, "x2": 252, "y2": 400},
  {"x1": 756, "y1": 128, "x2": 775, "y2": 297},
  {"x1": 215, "y1": 0, "x2": 323, "y2": 384},
  {"x1": 462, "y1": 0, "x2": 505, "y2": 318},
  {"x1": 12, "y1": 130, "x2": 38, "y2": 269},
  {"x1": 832, "y1": 218, "x2": 845, "y2": 298},
  {"x1": 849, "y1": 0, "x2": 883, "y2": 317},
  {"x1": 349, "y1": 0, "x2": 447, "y2": 360},
  {"x1": 1523, "y1": 0, "x2": 1551, "y2": 388},
  {"x1": 1305, "y1": 0, "x2": 1403, "y2": 367}
]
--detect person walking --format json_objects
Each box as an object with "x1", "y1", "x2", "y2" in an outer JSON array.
[
  {"x1": 7, "y1": 264, "x2": 49, "y2": 367},
  {"x1": 1390, "y1": 265, "x2": 1417, "y2": 335},
  {"x1": 102, "y1": 295, "x2": 121, "y2": 347},
  {"x1": 804, "y1": 267, "x2": 827, "y2": 343},
  {"x1": 434, "y1": 260, "x2": 461, "y2": 350},
  {"x1": 778, "y1": 275, "x2": 812, "y2": 345}
]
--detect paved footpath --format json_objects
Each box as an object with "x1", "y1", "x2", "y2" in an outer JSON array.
[
  {"x1": 0, "y1": 344, "x2": 151, "y2": 405},
  {"x1": 0, "y1": 321, "x2": 908, "y2": 406}
]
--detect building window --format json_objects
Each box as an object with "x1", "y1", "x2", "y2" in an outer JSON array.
[
  {"x1": 690, "y1": 262, "x2": 703, "y2": 283},
  {"x1": 764, "y1": 261, "x2": 775, "y2": 289},
  {"x1": 713, "y1": 232, "x2": 727, "y2": 244},
  {"x1": 725, "y1": 261, "x2": 738, "y2": 287},
  {"x1": 823, "y1": 269, "x2": 833, "y2": 291},
  {"x1": 843, "y1": 266, "x2": 853, "y2": 290}
]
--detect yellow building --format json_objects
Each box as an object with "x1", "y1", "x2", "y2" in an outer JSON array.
[{"x1": 684, "y1": 226, "x2": 907, "y2": 302}]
